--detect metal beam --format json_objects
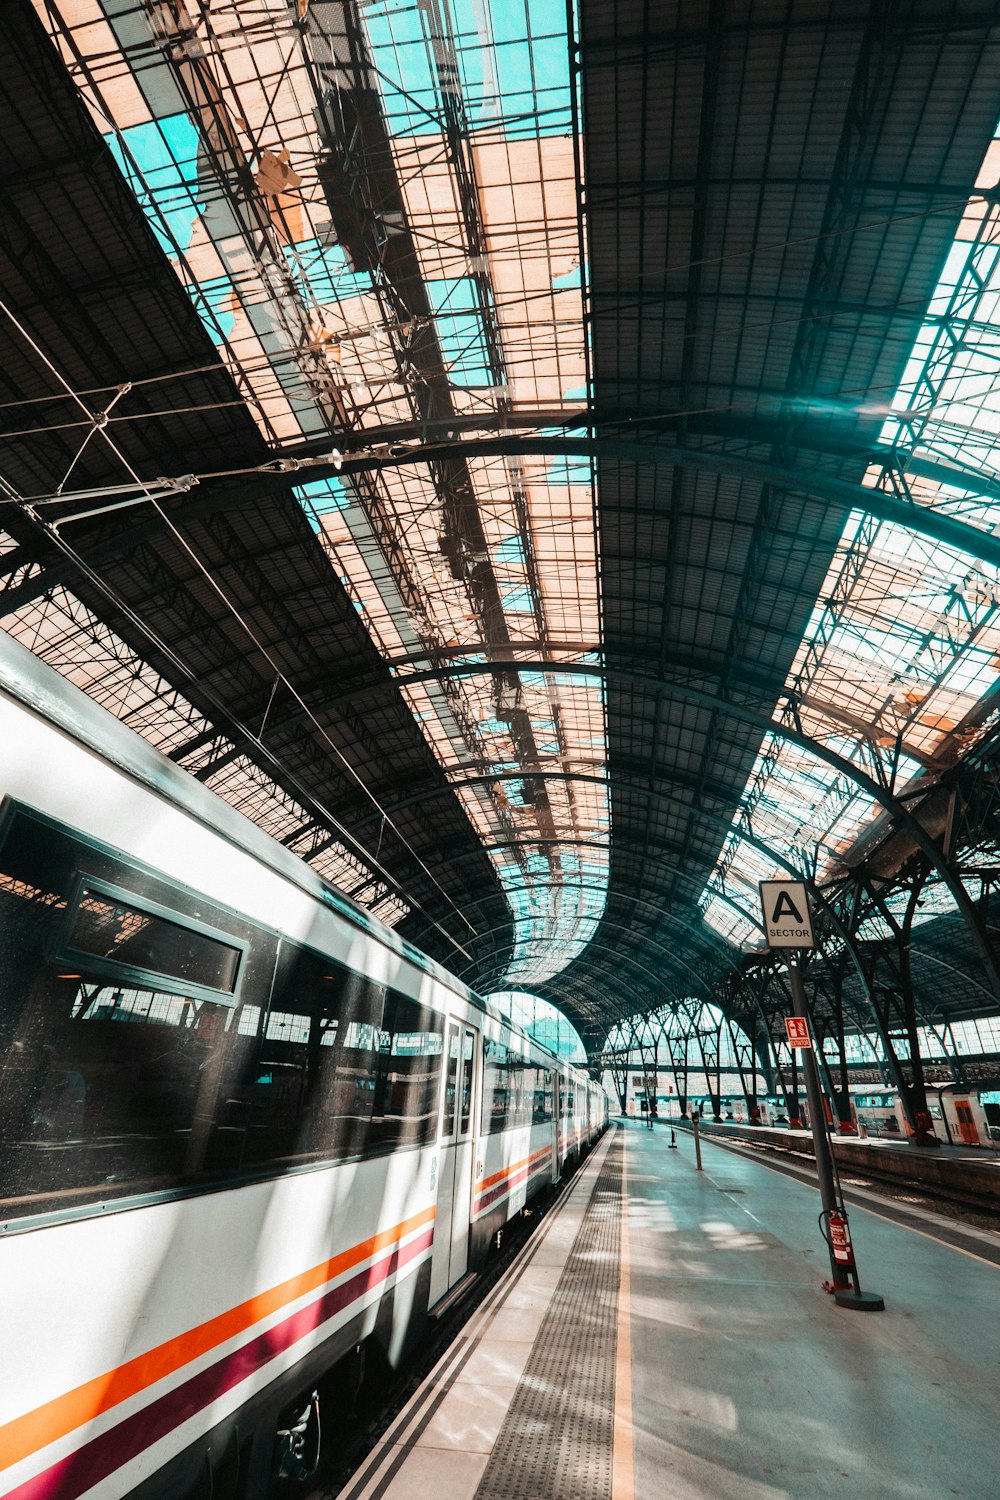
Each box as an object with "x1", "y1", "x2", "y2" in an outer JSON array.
[
  {"x1": 20, "y1": 433, "x2": 1000, "y2": 637},
  {"x1": 364, "y1": 762, "x2": 885, "y2": 1016},
  {"x1": 443, "y1": 877, "x2": 735, "y2": 959},
  {"x1": 454, "y1": 912, "x2": 713, "y2": 1001},
  {"x1": 447, "y1": 925, "x2": 686, "y2": 1013},
  {"x1": 393, "y1": 657, "x2": 1000, "y2": 996},
  {"x1": 329, "y1": 437, "x2": 1000, "y2": 570},
  {"x1": 30, "y1": 432, "x2": 1000, "y2": 584}
]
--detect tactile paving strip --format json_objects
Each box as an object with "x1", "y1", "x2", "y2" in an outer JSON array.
[{"x1": 474, "y1": 1133, "x2": 623, "y2": 1499}]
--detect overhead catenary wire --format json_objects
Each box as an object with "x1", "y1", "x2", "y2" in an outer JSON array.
[
  {"x1": 3, "y1": 487, "x2": 473, "y2": 955},
  {"x1": 0, "y1": 293, "x2": 480, "y2": 957},
  {"x1": 15, "y1": 0, "x2": 995, "y2": 455},
  {"x1": 27, "y1": 0, "x2": 995, "y2": 1020}
]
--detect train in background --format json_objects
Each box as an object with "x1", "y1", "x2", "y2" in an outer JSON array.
[
  {"x1": 849, "y1": 1088, "x2": 998, "y2": 1145},
  {"x1": 700, "y1": 1090, "x2": 998, "y2": 1143},
  {"x1": 0, "y1": 633, "x2": 608, "y2": 1500},
  {"x1": 623, "y1": 1073, "x2": 999, "y2": 1145}
]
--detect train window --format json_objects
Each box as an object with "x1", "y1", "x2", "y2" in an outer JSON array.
[
  {"x1": 0, "y1": 807, "x2": 275, "y2": 1222},
  {"x1": 533, "y1": 1071, "x2": 553, "y2": 1125},
  {"x1": 482, "y1": 1038, "x2": 508, "y2": 1133},
  {"x1": 241, "y1": 946, "x2": 384, "y2": 1170},
  {"x1": 62, "y1": 879, "x2": 243, "y2": 1003},
  {"x1": 482, "y1": 1040, "x2": 536, "y2": 1134},
  {"x1": 443, "y1": 1025, "x2": 461, "y2": 1139},
  {"x1": 369, "y1": 994, "x2": 444, "y2": 1151},
  {"x1": 458, "y1": 1028, "x2": 475, "y2": 1135},
  {"x1": 245, "y1": 950, "x2": 444, "y2": 1163},
  {"x1": 523, "y1": 1062, "x2": 537, "y2": 1128}
]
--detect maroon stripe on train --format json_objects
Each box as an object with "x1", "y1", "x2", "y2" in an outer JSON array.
[
  {"x1": 475, "y1": 1162, "x2": 532, "y2": 1213},
  {"x1": 474, "y1": 1156, "x2": 551, "y2": 1214},
  {"x1": 9, "y1": 1228, "x2": 434, "y2": 1500}
]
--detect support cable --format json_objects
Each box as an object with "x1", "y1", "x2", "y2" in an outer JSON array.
[{"x1": 0, "y1": 294, "x2": 480, "y2": 954}]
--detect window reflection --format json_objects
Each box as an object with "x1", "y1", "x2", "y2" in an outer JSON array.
[
  {"x1": 459, "y1": 1027, "x2": 475, "y2": 1135},
  {"x1": 0, "y1": 807, "x2": 444, "y2": 1223},
  {"x1": 66, "y1": 885, "x2": 241, "y2": 995},
  {"x1": 443, "y1": 1025, "x2": 460, "y2": 1140},
  {"x1": 482, "y1": 1039, "x2": 552, "y2": 1134}
]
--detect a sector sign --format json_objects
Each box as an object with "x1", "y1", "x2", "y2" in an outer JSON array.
[{"x1": 759, "y1": 880, "x2": 815, "y2": 949}]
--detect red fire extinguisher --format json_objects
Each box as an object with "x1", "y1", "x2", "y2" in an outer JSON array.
[{"x1": 827, "y1": 1209, "x2": 856, "y2": 1269}]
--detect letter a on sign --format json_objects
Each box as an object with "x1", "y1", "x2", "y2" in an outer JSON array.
[
  {"x1": 772, "y1": 890, "x2": 803, "y2": 923},
  {"x1": 759, "y1": 880, "x2": 815, "y2": 949}
]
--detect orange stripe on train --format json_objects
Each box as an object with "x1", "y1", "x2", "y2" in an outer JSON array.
[
  {"x1": 476, "y1": 1144, "x2": 551, "y2": 1193},
  {"x1": 0, "y1": 1204, "x2": 435, "y2": 1475}
]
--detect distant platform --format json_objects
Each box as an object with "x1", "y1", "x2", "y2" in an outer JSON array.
[
  {"x1": 691, "y1": 1116, "x2": 1000, "y2": 1162},
  {"x1": 679, "y1": 1117, "x2": 1000, "y2": 1215},
  {"x1": 331, "y1": 1119, "x2": 1000, "y2": 1500}
]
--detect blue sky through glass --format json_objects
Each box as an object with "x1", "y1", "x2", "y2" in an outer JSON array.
[
  {"x1": 105, "y1": 113, "x2": 201, "y2": 257},
  {"x1": 363, "y1": 0, "x2": 572, "y2": 139}
]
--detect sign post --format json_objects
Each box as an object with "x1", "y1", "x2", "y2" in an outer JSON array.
[{"x1": 759, "y1": 882, "x2": 884, "y2": 1312}]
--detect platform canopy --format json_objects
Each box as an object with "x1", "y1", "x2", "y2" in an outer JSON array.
[{"x1": 3, "y1": 0, "x2": 1000, "y2": 1057}]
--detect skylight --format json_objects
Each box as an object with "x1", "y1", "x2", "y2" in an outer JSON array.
[
  {"x1": 700, "y1": 115, "x2": 1000, "y2": 947},
  {"x1": 37, "y1": 0, "x2": 608, "y2": 987}
]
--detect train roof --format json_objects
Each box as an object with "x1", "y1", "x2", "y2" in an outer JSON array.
[
  {"x1": 0, "y1": 633, "x2": 464, "y2": 1004},
  {"x1": 0, "y1": 629, "x2": 600, "y2": 1078}
]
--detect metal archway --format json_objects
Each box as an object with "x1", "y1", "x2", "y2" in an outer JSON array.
[{"x1": 391, "y1": 658, "x2": 1000, "y2": 997}]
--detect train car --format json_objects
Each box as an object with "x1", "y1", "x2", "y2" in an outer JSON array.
[
  {"x1": 938, "y1": 1087, "x2": 992, "y2": 1147},
  {"x1": 853, "y1": 1093, "x2": 906, "y2": 1137},
  {"x1": 850, "y1": 1089, "x2": 997, "y2": 1143},
  {"x1": 0, "y1": 633, "x2": 607, "y2": 1500}
]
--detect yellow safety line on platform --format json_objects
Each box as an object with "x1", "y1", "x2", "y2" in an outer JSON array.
[{"x1": 612, "y1": 1128, "x2": 634, "y2": 1500}]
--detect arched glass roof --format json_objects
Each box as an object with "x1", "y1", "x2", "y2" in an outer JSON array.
[
  {"x1": 2, "y1": 1, "x2": 1000, "y2": 1059},
  {"x1": 488, "y1": 989, "x2": 586, "y2": 1063},
  {"x1": 37, "y1": 0, "x2": 610, "y2": 990}
]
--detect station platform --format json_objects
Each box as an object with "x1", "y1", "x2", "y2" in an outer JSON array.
[
  {"x1": 692, "y1": 1118, "x2": 1000, "y2": 1166},
  {"x1": 333, "y1": 1119, "x2": 1000, "y2": 1500}
]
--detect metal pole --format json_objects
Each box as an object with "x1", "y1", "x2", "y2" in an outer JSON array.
[
  {"x1": 692, "y1": 1110, "x2": 703, "y2": 1170},
  {"x1": 788, "y1": 962, "x2": 838, "y2": 1231},
  {"x1": 788, "y1": 959, "x2": 884, "y2": 1312}
]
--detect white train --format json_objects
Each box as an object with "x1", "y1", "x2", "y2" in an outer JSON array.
[
  {"x1": 0, "y1": 633, "x2": 607, "y2": 1500},
  {"x1": 853, "y1": 1089, "x2": 997, "y2": 1146}
]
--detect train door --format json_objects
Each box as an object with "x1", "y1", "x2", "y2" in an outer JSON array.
[
  {"x1": 551, "y1": 1067, "x2": 561, "y2": 1180},
  {"x1": 954, "y1": 1098, "x2": 980, "y2": 1145},
  {"x1": 429, "y1": 1020, "x2": 479, "y2": 1306}
]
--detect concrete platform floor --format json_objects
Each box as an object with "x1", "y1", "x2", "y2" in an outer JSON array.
[{"x1": 334, "y1": 1120, "x2": 1000, "y2": 1500}]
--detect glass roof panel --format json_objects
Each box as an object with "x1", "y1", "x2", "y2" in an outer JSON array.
[
  {"x1": 488, "y1": 988, "x2": 586, "y2": 1061},
  {"x1": 700, "y1": 119, "x2": 1000, "y2": 947},
  {"x1": 36, "y1": 0, "x2": 606, "y2": 986}
]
